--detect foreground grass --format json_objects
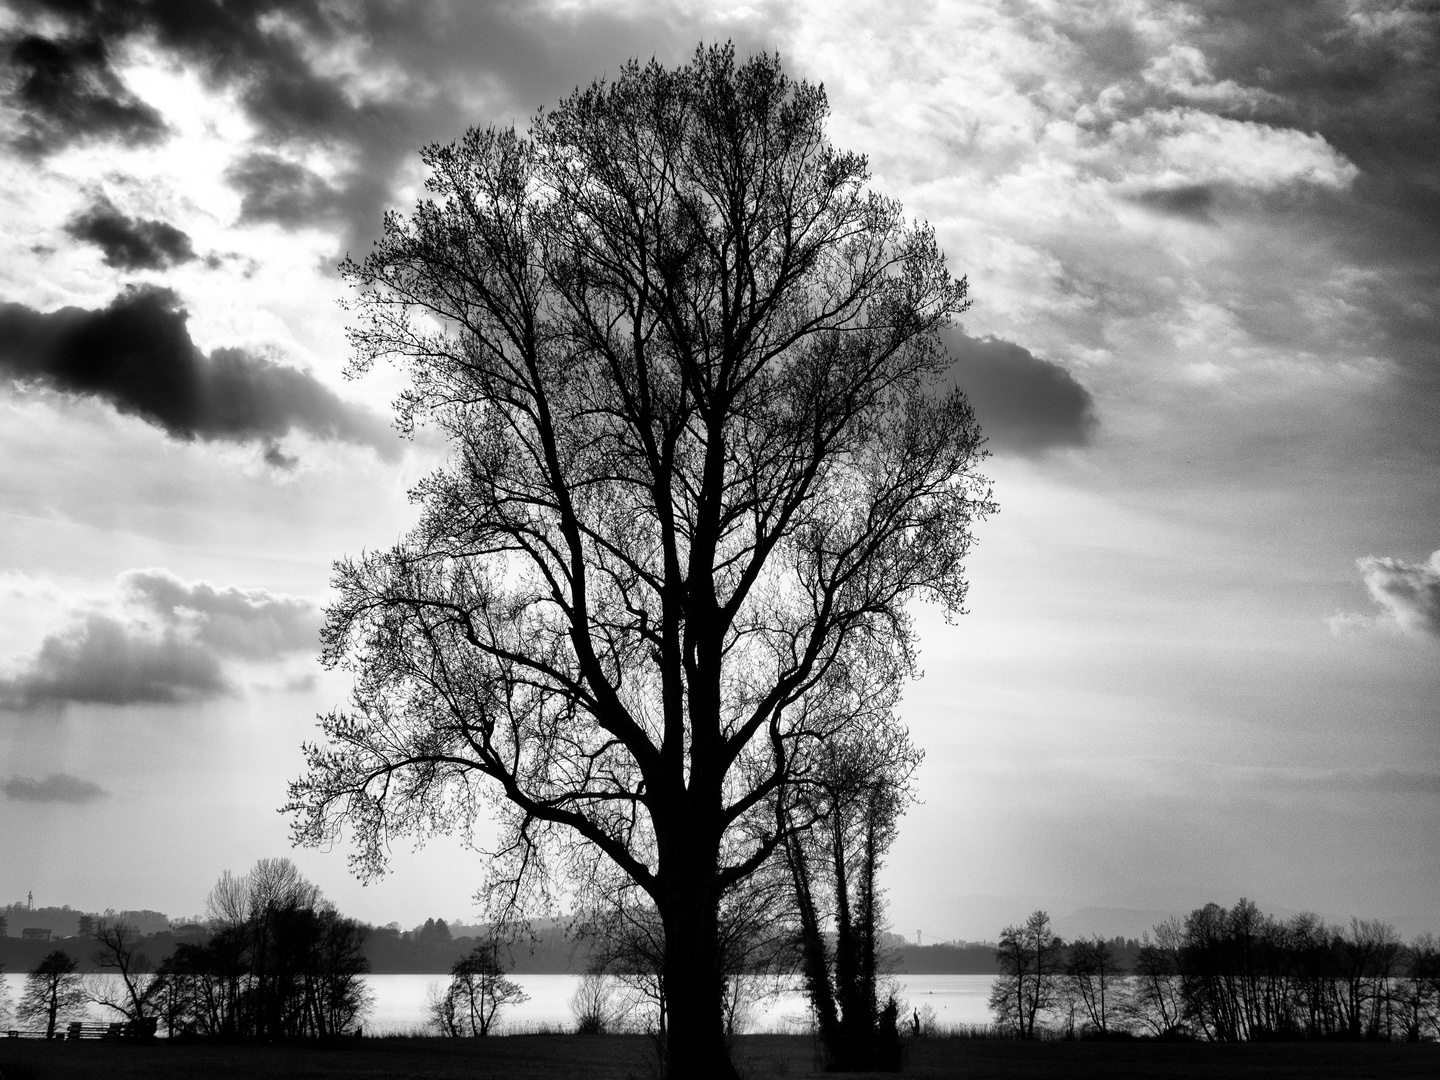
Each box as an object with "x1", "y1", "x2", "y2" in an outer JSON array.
[{"x1": 1, "y1": 1034, "x2": 1438, "y2": 1080}]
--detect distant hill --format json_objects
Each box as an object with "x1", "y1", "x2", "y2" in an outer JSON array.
[
  {"x1": 1052, "y1": 906, "x2": 1182, "y2": 941},
  {"x1": 1, "y1": 903, "x2": 172, "y2": 938},
  {"x1": 892, "y1": 942, "x2": 999, "y2": 974}
]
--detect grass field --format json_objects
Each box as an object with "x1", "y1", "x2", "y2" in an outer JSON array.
[{"x1": 1, "y1": 1034, "x2": 1438, "y2": 1080}]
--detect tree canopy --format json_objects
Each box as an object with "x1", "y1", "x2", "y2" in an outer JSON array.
[{"x1": 287, "y1": 42, "x2": 992, "y2": 1078}]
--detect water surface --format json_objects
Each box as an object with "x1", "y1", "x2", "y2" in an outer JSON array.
[{"x1": 2, "y1": 971, "x2": 998, "y2": 1034}]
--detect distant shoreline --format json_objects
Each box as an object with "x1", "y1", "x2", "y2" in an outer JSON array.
[{"x1": 0, "y1": 934, "x2": 1006, "y2": 975}]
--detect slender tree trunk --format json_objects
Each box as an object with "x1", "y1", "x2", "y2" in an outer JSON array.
[
  {"x1": 859, "y1": 793, "x2": 879, "y2": 1024},
  {"x1": 785, "y1": 824, "x2": 840, "y2": 1054},
  {"x1": 832, "y1": 807, "x2": 864, "y2": 1063}
]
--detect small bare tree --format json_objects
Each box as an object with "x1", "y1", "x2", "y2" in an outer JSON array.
[
  {"x1": 19, "y1": 950, "x2": 88, "y2": 1038},
  {"x1": 988, "y1": 911, "x2": 1063, "y2": 1039},
  {"x1": 87, "y1": 918, "x2": 158, "y2": 1026},
  {"x1": 0, "y1": 959, "x2": 14, "y2": 1028},
  {"x1": 1403, "y1": 933, "x2": 1440, "y2": 1041},
  {"x1": 570, "y1": 972, "x2": 631, "y2": 1034},
  {"x1": 1120, "y1": 920, "x2": 1186, "y2": 1037},
  {"x1": 1063, "y1": 936, "x2": 1123, "y2": 1036},
  {"x1": 433, "y1": 941, "x2": 528, "y2": 1036}
]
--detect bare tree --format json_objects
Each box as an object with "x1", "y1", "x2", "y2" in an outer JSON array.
[
  {"x1": 1335, "y1": 917, "x2": 1403, "y2": 1040},
  {"x1": 784, "y1": 729, "x2": 917, "y2": 1068},
  {"x1": 286, "y1": 42, "x2": 990, "y2": 1080},
  {"x1": 988, "y1": 911, "x2": 1063, "y2": 1039},
  {"x1": 570, "y1": 972, "x2": 631, "y2": 1034},
  {"x1": 433, "y1": 940, "x2": 528, "y2": 1036},
  {"x1": 1403, "y1": 933, "x2": 1440, "y2": 1041},
  {"x1": 1064, "y1": 936, "x2": 1123, "y2": 1036},
  {"x1": 0, "y1": 959, "x2": 14, "y2": 1028},
  {"x1": 1121, "y1": 919, "x2": 1186, "y2": 1037},
  {"x1": 19, "y1": 950, "x2": 88, "y2": 1038}
]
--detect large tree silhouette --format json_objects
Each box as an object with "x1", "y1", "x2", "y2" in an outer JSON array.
[{"x1": 287, "y1": 43, "x2": 991, "y2": 1079}]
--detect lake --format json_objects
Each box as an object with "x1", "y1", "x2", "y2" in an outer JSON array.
[{"x1": 3, "y1": 972, "x2": 998, "y2": 1034}]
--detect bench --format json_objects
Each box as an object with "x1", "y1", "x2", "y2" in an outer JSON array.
[{"x1": 67, "y1": 1022, "x2": 117, "y2": 1040}]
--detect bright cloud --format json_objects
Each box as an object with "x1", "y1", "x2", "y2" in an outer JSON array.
[{"x1": 1333, "y1": 549, "x2": 1440, "y2": 640}]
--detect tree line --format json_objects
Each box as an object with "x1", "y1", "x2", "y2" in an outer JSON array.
[
  {"x1": 987, "y1": 902, "x2": 1440, "y2": 1042},
  {"x1": 0, "y1": 858, "x2": 370, "y2": 1040}
]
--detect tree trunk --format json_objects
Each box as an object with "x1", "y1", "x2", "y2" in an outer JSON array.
[{"x1": 659, "y1": 835, "x2": 736, "y2": 1080}]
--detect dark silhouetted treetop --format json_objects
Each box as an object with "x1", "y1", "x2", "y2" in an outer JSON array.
[{"x1": 288, "y1": 42, "x2": 991, "y2": 1080}]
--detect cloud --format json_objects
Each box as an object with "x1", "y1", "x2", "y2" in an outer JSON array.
[
  {"x1": 1085, "y1": 3, "x2": 1440, "y2": 392},
  {"x1": 1100, "y1": 109, "x2": 1359, "y2": 194},
  {"x1": 64, "y1": 195, "x2": 196, "y2": 270},
  {"x1": 0, "y1": 285, "x2": 394, "y2": 454},
  {"x1": 939, "y1": 329, "x2": 1098, "y2": 455},
  {"x1": 2, "y1": 772, "x2": 108, "y2": 804},
  {"x1": 1333, "y1": 549, "x2": 1440, "y2": 640},
  {"x1": 3, "y1": 1, "x2": 789, "y2": 254},
  {"x1": 0, "y1": 569, "x2": 322, "y2": 711},
  {"x1": 226, "y1": 152, "x2": 340, "y2": 226},
  {"x1": 0, "y1": 612, "x2": 228, "y2": 708},
  {"x1": 122, "y1": 568, "x2": 320, "y2": 661},
  {"x1": 5, "y1": 32, "x2": 167, "y2": 155}
]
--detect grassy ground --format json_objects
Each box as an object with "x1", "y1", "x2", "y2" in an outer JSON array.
[{"x1": 1, "y1": 1034, "x2": 1437, "y2": 1080}]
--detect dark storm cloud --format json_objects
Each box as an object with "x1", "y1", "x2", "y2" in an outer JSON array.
[
  {"x1": 4, "y1": 1, "x2": 787, "y2": 253},
  {"x1": 2, "y1": 772, "x2": 108, "y2": 803},
  {"x1": 0, "y1": 285, "x2": 393, "y2": 453},
  {"x1": 0, "y1": 569, "x2": 321, "y2": 711},
  {"x1": 5, "y1": 32, "x2": 167, "y2": 154},
  {"x1": 64, "y1": 195, "x2": 196, "y2": 270},
  {"x1": 939, "y1": 329, "x2": 1097, "y2": 455}
]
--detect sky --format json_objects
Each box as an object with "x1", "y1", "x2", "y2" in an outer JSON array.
[{"x1": 0, "y1": 0, "x2": 1436, "y2": 942}]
